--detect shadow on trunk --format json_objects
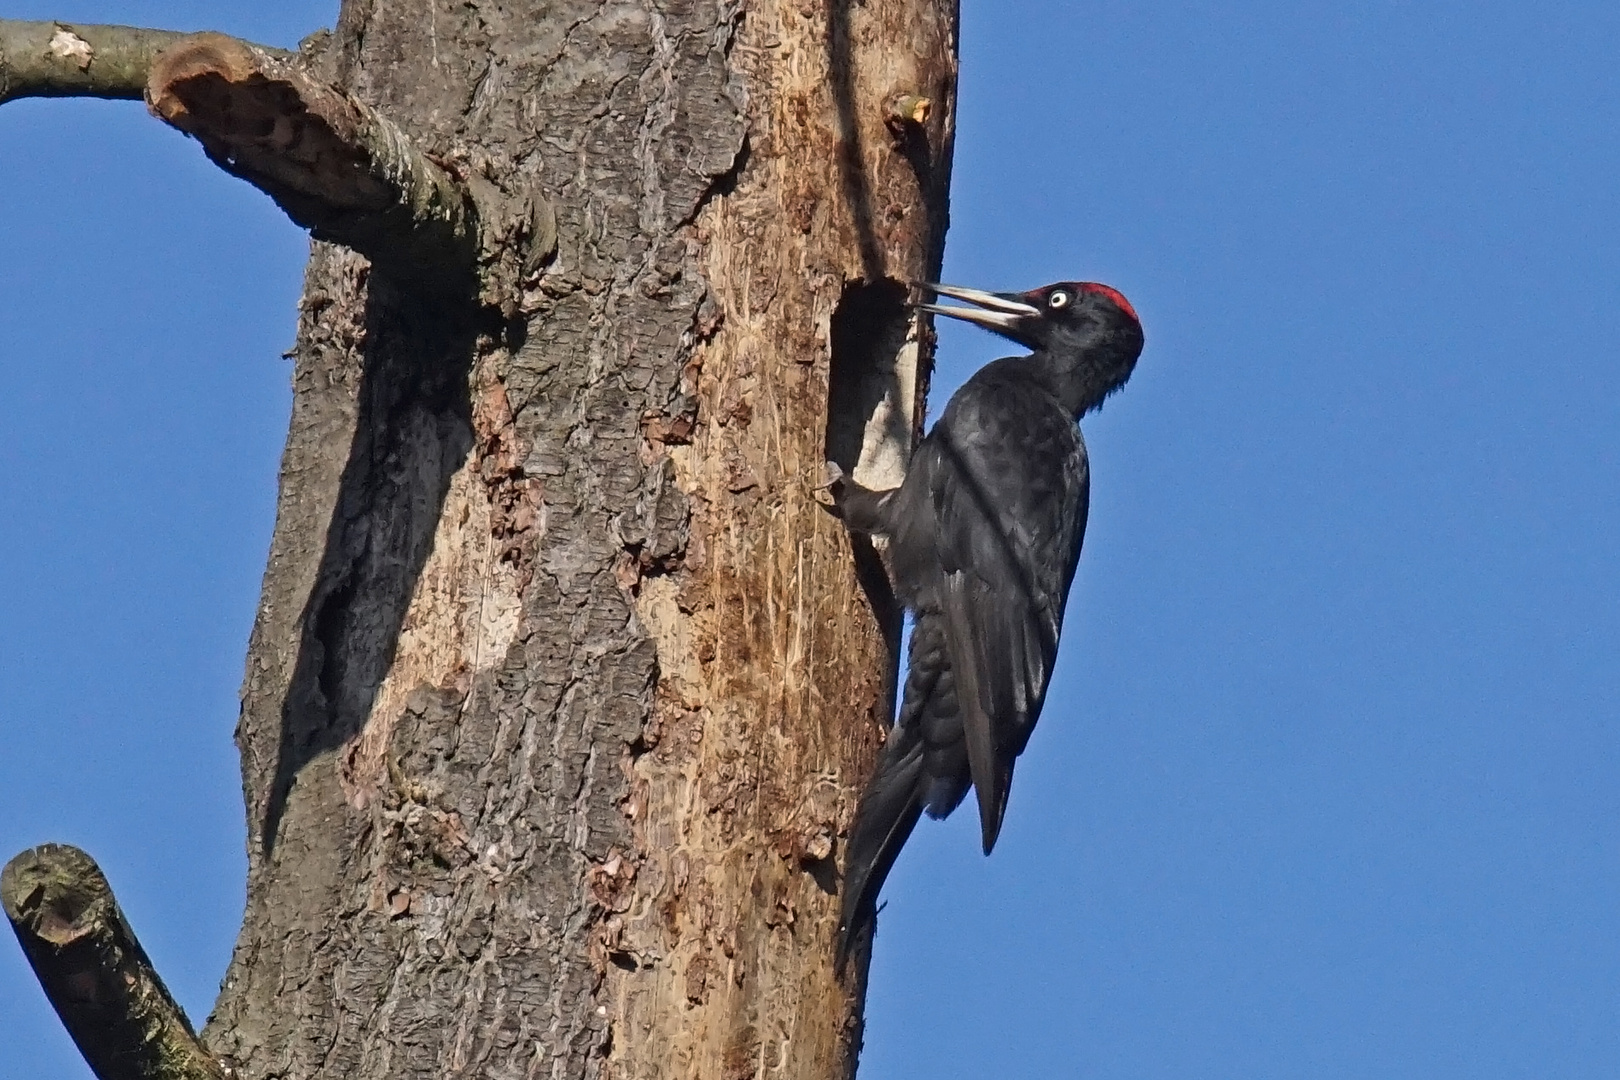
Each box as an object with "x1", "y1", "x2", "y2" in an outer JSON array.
[{"x1": 260, "y1": 275, "x2": 485, "y2": 856}]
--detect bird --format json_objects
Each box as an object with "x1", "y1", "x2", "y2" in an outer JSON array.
[{"x1": 828, "y1": 279, "x2": 1144, "y2": 965}]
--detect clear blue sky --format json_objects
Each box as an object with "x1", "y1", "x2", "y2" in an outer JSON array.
[{"x1": 4, "y1": 1, "x2": 1619, "y2": 1077}]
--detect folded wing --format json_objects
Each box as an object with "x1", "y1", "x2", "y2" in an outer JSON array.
[{"x1": 927, "y1": 388, "x2": 1089, "y2": 852}]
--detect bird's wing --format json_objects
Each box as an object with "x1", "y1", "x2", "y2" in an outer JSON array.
[{"x1": 926, "y1": 397, "x2": 1089, "y2": 853}]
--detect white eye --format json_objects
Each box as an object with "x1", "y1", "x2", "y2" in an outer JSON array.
[{"x1": 1048, "y1": 290, "x2": 1070, "y2": 309}]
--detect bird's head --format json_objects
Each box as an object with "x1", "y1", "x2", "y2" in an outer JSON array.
[{"x1": 919, "y1": 280, "x2": 1145, "y2": 413}]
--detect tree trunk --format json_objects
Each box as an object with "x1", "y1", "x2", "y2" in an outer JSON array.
[{"x1": 198, "y1": 3, "x2": 956, "y2": 1078}]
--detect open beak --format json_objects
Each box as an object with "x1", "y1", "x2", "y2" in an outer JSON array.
[{"x1": 916, "y1": 283, "x2": 1041, "y2": 341}]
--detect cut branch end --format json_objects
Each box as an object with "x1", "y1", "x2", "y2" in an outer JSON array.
[{"x1": 3, "y1": 843, "x2": 227, "y2": 1080}]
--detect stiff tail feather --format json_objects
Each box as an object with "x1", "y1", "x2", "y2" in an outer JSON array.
[{"x1": 836, "y1": 734, "x2": 927, "y2": 969}]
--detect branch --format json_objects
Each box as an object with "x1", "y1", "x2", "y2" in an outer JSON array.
[
  {"x1": 2, "y1": 844, "x2": 227, "y2": 1080},
  {"x1": 2, "y1": 22, "x2": 552, "y2": 299},
  {"x1": 146, "y1": 33, "x2": 488, "y2": 295},
  {"x1": 0, "y1": 20, "x2": 210, "y2": 103}
]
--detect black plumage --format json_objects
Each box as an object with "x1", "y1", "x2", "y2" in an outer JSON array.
[{"x1": 830, "y1": 280, "x2": 1145, "y2": 964}]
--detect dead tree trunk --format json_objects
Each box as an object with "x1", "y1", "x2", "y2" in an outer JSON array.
[{"x1": 3, "y1": 2, "x2": 956, "y2": 1077}]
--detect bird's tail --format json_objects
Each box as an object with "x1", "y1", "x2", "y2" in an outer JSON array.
[{"x1": 836, "y1": 729, "x2": 926, "y2": 969}]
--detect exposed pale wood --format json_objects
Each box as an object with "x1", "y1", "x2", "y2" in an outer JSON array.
[{"x1": 599, "y1": 4, "x2": 958, "y2": 1072}]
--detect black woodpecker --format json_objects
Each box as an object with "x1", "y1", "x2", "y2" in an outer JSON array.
[{"x1": 829, "y1": 280, "x2": 1144, "y2": 964}]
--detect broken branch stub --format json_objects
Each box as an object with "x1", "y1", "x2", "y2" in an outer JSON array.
[
  {"x1": 2, "y1": 843, "x2": 227, "y2": 1080},
  {"x1": 146, "y1": 33, "x2": 482, "y2": 296},
  {"x1": 3, "y1": 23, "x2": 554, "y2": 300}
]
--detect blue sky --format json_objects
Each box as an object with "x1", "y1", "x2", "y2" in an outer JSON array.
[{"x1": 4, "y1": 1, "x2": 1620, "y2": 1077}]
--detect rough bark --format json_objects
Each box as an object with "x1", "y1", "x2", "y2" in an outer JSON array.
[{"x1": 6, "y1": 1, "x2": 956, "y2": 1077}]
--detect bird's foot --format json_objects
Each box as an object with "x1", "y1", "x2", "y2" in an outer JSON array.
[{"x1": 814, "y1": 461, "x2": 847, "y2": 515}]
